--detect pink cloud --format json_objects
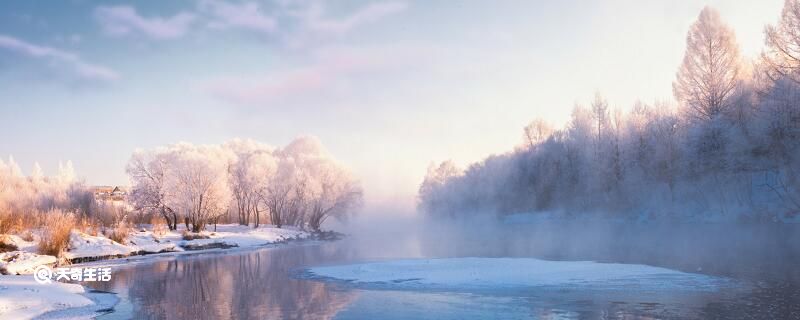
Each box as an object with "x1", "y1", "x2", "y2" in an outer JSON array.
[
  {"x1": 203, "y1": 45, "x2": 430, "y2": 105},
  {"x1": 94, "y1": 6, "x2": 196, "y2": 39}
]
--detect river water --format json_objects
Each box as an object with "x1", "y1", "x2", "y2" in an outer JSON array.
[{"x1": 84, "y1": 222, "x2": 800, "y2": 319}]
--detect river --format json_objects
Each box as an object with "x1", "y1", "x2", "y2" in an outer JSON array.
[{"x1": 83, "y1": 222, "x2": 800, "y2": 319}]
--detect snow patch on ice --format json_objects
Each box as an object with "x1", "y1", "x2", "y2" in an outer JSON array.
[{"x1": 307, "y1": 257, "x2": 730, "y2": 291}]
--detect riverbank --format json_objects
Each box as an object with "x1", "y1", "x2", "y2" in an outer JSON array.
[{"x1": 0, "y1": 224, "x2": 340, "y2": 319}]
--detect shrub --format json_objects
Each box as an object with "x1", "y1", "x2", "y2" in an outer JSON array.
[{"x1": 38, "y1": 211, "x2": 76, "y2": 257}]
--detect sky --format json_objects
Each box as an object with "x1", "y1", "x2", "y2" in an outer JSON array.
[{"x1": 0, "y1": 0, "x2": 785, "y2": 213}]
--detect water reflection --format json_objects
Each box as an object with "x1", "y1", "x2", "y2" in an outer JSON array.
[{"x1": 89, "y1": 245, "x2": 359, "y2": 319}]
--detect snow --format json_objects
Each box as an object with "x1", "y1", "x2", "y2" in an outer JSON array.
[
  {"x1": 127, "y1": 232, "x2": 176, "y2": 253},
  {"x1": 64, "y1": 231, "x2": 136, "y2": 260},
  {"x1": 179, "y1": 224, "x2": 308, "y2": 248},
  {"x1": 1, "y1": 234, "x2": 37, "y2": 252},
  {"x1": 0, "y1": 275, "x2": 94, "y2": 320},
  {"x1": 0, "y1": 251, "x2": 57, "y2": 275},
  {"x1": 307, "y1": 257, "x2": 729, "y2": 291},
  {"x1": 62, "y1": 225, "x2": 309, "y2": 260}
]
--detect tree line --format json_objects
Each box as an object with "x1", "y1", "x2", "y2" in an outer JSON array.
[
  {"x1": 127, "y1": 137, "x2": 362, "y2": 232},
  {"x1": 419, "y1": 4, "x2": 800, "y2": 221}
]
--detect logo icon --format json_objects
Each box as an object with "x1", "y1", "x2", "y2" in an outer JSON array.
[{"x1": 33, "y1": 265, "x2": 53, "y2": 284}]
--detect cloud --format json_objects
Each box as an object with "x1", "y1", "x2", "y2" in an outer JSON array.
[
  {"x1": 94, "y1": 6, "x2": 196, "y2": 39},
  {"x1": 204, "y1": 61, "x2": 343, "y2": 105},
  {"x1": 0, "y1": 34, "x2": 119, "y2": 81},
  {"x1": 199, "y1": 0, "x2": 277, "y2": 33},
  {"x1": 93, "y1": 1, "x2": 407, "y2": 42},
  {"x1": 203, "y1": 45, "x2": 427, "y2": 105},
  {"x1": 301, "y1": 1, "x2": 407, "y2": 36}
]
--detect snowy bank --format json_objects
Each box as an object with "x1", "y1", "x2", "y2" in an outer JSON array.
[
  {"x1": 0, "y1": 224, "x2": 320, "y2": 319},
  {"x1": 65, "y1": 231, "x2": 136, "y2": 260},
  {"x1": 0, "y1": 275, "x2": 95, "y2": 319},
  {"x1": 64, "y1": 224, "x2": 311, "y2": 262},
  {"x1": 1, "y1": 224, "x2": 314, "y2": 267},
  {"x1": 177, "y1": 224, "x2": 309, "y2": 249},
  {"x1": 307, "y1": 257, "x2": 730, "y2": 291},
  {"x1": 0, "y1": 251, "x2": 57, "y2": 275}
]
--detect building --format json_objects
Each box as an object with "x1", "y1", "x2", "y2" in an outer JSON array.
[{"x1": 92, "y1": 186, "x2": 128, "y2": 201}]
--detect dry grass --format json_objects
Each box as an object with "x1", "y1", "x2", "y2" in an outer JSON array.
[
  {"x1": 106, "y1": 227, "x2": 129, "y2": 244},
  {"x1": 0, "y1": 211, "x2": 24, "y2": 235},
  {"x1": 38, "y1": 211, "x2": 76, "y2": 257},
  {"x1": 181, "y1": 230, "x2": 210, "y2": 240},
  {"x1": 105, "y1": 219, "x2": 130, "y2": 245},
  {"x1": 0, "y1": 235, "x2": 18, "y2": 253},
  {"x1": 19, "y1": 230, "x2": 34, "y2": 242},
  {"x1": 76, "y1": 217, "x2": 100, "y2": 237},
  {"x1": 152, "y1": 216, "x2": 168, "y2": 236}
]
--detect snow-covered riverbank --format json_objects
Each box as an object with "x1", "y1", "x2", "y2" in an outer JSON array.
[
  {"x1": 0, "y1": 224, "x2": 320, "y2": 319},
  {"x1": 0, "y1": 275, "x2": 119, "y2": 319},
  {"x1": 0, "y1": 275, "x2": 95, "y2": 319}
]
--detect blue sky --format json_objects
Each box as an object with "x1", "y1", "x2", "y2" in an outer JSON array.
[{"x1": 0, "y1": 0, "x2": 784, "y2": 211}]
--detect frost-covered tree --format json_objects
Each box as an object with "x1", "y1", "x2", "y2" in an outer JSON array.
[
  {"x1": 591, "y1": 93, "x2": 610, "y2": 146},
  {"x1": 127, "y1": 150, "x2": 179, "y2": 230},
  {"x1": 522, "y1": 119, "x2": 553, "y2": 149},
  {"x1": 673, "y1": 7, "x2": 742, "y2": 121},
  {"x1": 763, "y1": 0, "x2": 800, "y2": 85},
  {"x1": 128, "y1": 144, "x2": 234, "y2": 232},
  {"x1": 306, "y1": 160, "x2": 362, "y2": 231},
  {"x1": 224, "y1": 139, "x2": 276, "y2": 227},
  {"x1": 128, "y1": 137, "x2": 361, "y2": 231},
  {"x1": 417, "y1": 160, "x2": 461, "y2": 216},
  {"x1": 413, "y1": 5, "x2": 800, "y2": 221},
  {"x1": 165, "y1": 144, "x2": 233, "y2": 232}
]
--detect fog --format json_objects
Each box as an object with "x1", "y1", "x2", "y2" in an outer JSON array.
[
  {"x1": 339, "y1": 210, "x2": 800, "y2": 286},
  {"x1": 337, "y1": 4, "x2": 800, "y2": 291}
]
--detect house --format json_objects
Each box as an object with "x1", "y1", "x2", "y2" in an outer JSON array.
[
  {"x1": 110, "y1": 186, "x2": 126, "y2": 198},
  {"x1": 92, "y1": 186, "x2": 127, "y2": 201}
]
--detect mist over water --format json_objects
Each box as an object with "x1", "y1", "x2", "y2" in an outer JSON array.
[
  {"x1": 78, "y1": 208, "x2": 800, "y2": 319},
  {"x1": 340, "y1": 210, "x2": 800, "y2": 283}
]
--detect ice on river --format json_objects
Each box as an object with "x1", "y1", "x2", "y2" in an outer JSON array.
[{"x1": 307, "y1": 257, "x2": 729, "y2": 292}]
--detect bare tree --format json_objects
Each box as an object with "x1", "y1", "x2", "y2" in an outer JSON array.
[
  {"x1": 307, "y1": 168, "x2": 362, "y2": 231},
  {"x1": 522, "y1": 119, "x2": 553, "y2": 149},
  {"x1": 673, "y1": 6, "x2": 742, "y2": 121},
  {"x1": 127, "y1": 151, "x2": 179, "y2": 230},
  {"x1": 591, "y1": 92, "x2": 610, "y2": 144},
  {"x1": 763, "y1": 0, "x2": 800, "y2": 85}
]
